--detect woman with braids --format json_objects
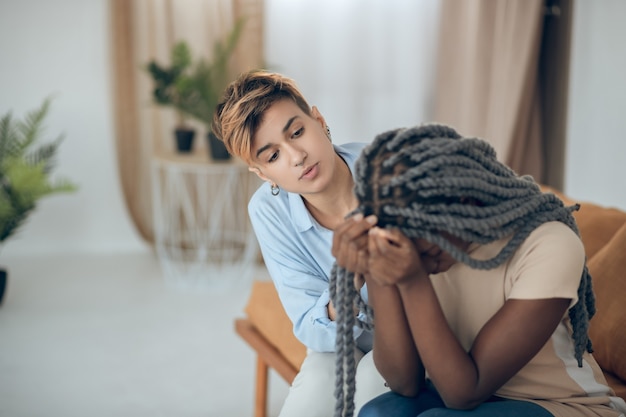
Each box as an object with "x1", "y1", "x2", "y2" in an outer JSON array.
[
  {"x1": 330, "y1": 124, "x2": 626, "y2": 417},
  {"x1": 213, "y1": 70, "x2": 389, "y2": 417}
]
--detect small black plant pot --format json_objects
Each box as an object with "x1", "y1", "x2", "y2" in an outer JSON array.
[
  {"x1": 0, "y1": 268, "x2": 7, "y2": 306},
  {"x1": 207, "y1": 131, "x2": 231, "y2": 161},
  {"x1": 175, "y1": 128, "x2": 196, "y2": 153}
]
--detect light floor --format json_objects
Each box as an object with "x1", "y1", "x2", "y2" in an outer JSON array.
[{"x1": 0, "y1": 250, "x2": 289, "y2": 417}]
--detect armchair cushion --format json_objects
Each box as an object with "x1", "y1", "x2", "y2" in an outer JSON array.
[
  {"x1": 587, "y1": 223, "x2": 626, "y2": 395},
  {"x1": 244, "y1": 280, "x2": 307, "y2": 371}
]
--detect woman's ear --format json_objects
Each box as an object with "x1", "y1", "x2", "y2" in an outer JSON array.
[
  {"x1": 311, "y1": 106, "x2": 332, "y2": 141},
  {"x1": 249, "y1": 166, "x2": 270, "y2": 183},
  {"x1": 311, "y1": 106, "x2": 327, "y2": 128}
]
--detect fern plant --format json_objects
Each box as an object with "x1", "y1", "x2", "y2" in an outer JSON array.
[{"x1": 0, "y1": 98, "x2": 77, "y2": 244}]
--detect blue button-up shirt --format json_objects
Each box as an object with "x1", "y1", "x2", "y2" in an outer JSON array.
[{"x1": 248, "y1": 142, "x2": 370, "y2": 352}]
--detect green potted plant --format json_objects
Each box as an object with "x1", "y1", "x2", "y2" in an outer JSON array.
[
  {"x1": 184, "y1": 19, "x2": 245, "y2": 161},
  {"x1": 145, "y1": 19, "x2": 245, "y2": 160},
  {"x1": 145, "y1": 41, "x2": 198, "y2": 152},
  {"x1": 0, "y1": 97, "x2": 77, "y2": 305}
]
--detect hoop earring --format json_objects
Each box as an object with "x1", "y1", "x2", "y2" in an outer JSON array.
[{"x1": 271, "y1": 184, "x2": 280, "y2": 196}]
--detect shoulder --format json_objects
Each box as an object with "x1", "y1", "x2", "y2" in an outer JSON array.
[
  {"x1": 334, "y1": 142, "x2": 369, "y2": 159},
  {"x1": 507, "y1": 221, "x2": 585, "y2": 303},
  {"x1": 334, "y1": 142, "x2": 369, "y2": 173},
  {"x1": 518, "y1": 221, "x2": 584, "y2": 258},
  {"x1": 336, "y1": 142, "x2": 369, "y2": 153},
  {"x1": 249, "y1": 182, "x2": 290, "y2": 224},
  {"x1": 248, "y1": 182, "x2": 312, "y2": 238},
  {"x1": 511, "y1": 221, "x2": 585, "y2": 271}
]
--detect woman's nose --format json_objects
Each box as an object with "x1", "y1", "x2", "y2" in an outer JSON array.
[{"x1": 288, "y1": 145, "x2": 307, "y2": 167}]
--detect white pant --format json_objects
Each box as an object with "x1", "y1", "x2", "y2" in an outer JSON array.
[{"x1": 278, "y1": 348, "x2": 389, "y2": 417}]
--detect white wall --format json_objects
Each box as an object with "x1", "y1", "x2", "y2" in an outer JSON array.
[
  {"x1": 265, "y1": 0, "x2": 626, "y2": 212},
  {"x1": 565, "y1": 0, "x2": 626, "y2": 210},
  {"x1": 0, "y1": 0, "x2": 146, "y2": 257},
  {"x1": 264, "y1": 0, "x2": 441, "y2": 145},
  {"x1": 0, "y1": 0, "x2": 623, "y2": 259}
]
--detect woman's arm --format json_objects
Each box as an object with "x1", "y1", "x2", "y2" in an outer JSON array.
[
  {"x1": 397, "y1": 276, "x2": 569, "y2": 409},
  {"x1": 332, "y1": 214, "x2": 423, "y2": 392},
  {"x1": 250, "y1": 190, "x2": 355, "y2": 352},
  {"x1": 367, "y1": 228, "x2": 572, "y2": 409},
  {"x1": 366, "y1": 277, "x2": 424, "y2": 396}
]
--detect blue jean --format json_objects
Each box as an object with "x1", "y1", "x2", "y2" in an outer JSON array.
[{"x1": 358, "y1": 381, "x2": 554, "y2": 417}]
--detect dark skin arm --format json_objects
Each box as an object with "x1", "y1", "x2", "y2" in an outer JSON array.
[
  {"x1": 333, "y1": 218, "x2": 572, "y2": 409},
  {"x1": 366, "y1": 273, "x2": 425, "y2": 396},
  {"x1": 332, "y1": 215, "x2": 424, "y2": 395},
  {"x1": 366, "y1": 227, "x2": 571, "y2": 409}
]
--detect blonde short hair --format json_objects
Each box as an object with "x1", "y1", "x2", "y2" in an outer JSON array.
[{"x1": 213, "y1": 70, "x2": 312, "y2": 164}]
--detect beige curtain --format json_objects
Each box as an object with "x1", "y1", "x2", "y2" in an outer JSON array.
[
  {"x1": 110, "y1": 0, "x2": 264, "y2": 243},
  {"x1": 433, "y1": 0, "x2": 546, "y2": 180}
]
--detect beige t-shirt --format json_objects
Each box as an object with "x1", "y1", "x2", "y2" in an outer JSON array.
[{"x1": 430, "y1": 221, "x2": 626, "y2": 417}]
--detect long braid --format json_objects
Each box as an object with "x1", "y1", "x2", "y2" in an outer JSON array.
[
  {"x1": 329, "y1": 264, "x2": 363, "y2": 417},
  {"x1": 329, "y1": 124, "x2": 595, "y2": 417}
]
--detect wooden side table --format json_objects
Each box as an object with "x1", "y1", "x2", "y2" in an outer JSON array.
[{"x1": 151, "y1": 153, "x2": 260, "y2": 291}]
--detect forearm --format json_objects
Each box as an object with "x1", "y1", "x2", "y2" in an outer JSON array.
[
  {"x1": 368, "y1": 278, "x2": 423, "y2": 396},
  {"x1": 397, "y1": 277, "x2": 485, "y2": 409}
]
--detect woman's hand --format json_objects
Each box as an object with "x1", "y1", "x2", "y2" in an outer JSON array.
[
  {"x1": 367, "y1": 227, "x2": 428, "y2": 286},
  {"x1": 331, "y1": 213, "x2": 377, "y2": 275},
  {"x1": 327, "y1": 299, "x2": 337, "y2": 321}
]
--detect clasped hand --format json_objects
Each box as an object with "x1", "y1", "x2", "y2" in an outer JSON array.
[{"x1": 331, "y1": 214, "x2": 427, "y2": 287}]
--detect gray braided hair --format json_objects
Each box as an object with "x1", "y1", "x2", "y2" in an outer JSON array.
[{"x1": 329, "y1": 124, "x2": 595, "y2": 417}]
